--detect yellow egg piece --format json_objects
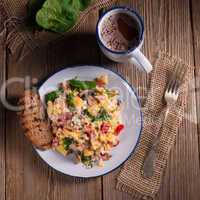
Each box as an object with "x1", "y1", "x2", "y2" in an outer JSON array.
[
  {"x1": 91, "y1": 140, "x2": 101, "y2": 150},
  {"x1": 56, "y1": 145, "x2": 68, "y2": 156},
  {"x1": 63, "y1": 130, "x2": 80, "y2": 141},
  {"x1": 74, "y1": 96, "x2": 83, "y2": 108},
  {"x1": 83, "y1": 149, "x2": 94, "y2": 156},
  {"x1": 88, "y1": 104, "x2": 100, "y2": 116}
]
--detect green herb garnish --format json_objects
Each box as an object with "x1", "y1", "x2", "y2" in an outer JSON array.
[
  {"x1": 95, "y1": 108, "x2": 111, "y2": 121},
  {"x1": 63, "y1": 137, "x2": 74, "y2": 150},
  {"x1": 66, "y1": 92, "x2": 75, "y2": 107},
  {"x1": 69, "y1": 79, "x2": 96, "y2": 90},
  {"x1": 45, "y1": 88, "x2": 63, "y2": 103},
  {"x1": 84, "y1": 108, "x2": 111, "y2": 122},
  {"x1": 81, "y1": 154, "x2": 93, "y2": 167},
  {"x1": 84, "y1": 109, "x2": 95, "y2": 121},
  {"x1": 105, "y1": 89, "x2": 118, "y2": 98}
]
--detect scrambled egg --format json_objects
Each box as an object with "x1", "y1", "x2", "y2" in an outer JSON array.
[{"x1": 45, "y1": 75, "x2": 124, "y2": 168}]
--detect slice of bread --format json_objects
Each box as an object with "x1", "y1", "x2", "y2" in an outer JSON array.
[{"x1": 18, "y1": 90, "x2": 53, "y2": 150}]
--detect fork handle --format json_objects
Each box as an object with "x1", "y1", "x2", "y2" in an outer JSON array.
[{"x1": 142, "y1": 107, "x2": 170, "y2": 178}]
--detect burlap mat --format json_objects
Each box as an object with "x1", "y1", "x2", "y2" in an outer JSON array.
[
  {"x1": 116, "y1": 52, "x2": 193, "y2": 199},
  {"x1": 0, "y1": 0, "x2": 118, "y2": 59}
]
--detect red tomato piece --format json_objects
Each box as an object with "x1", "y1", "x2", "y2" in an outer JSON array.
[{"x1": 115, "y1": 124, "x2": 124, "y2": 135}]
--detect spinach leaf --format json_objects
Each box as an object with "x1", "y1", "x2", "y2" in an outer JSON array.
[
  {"x1": 84, "y1": 108, "x2": 111, "y2": 122},
  {"x1": 45, "y1": 88, "x2": 63, "y2": 103},
  {"x1": 69, "y1": 79, "x2": 96, "y2": 90},
  {"x1": 36, "y1": 0, "x2": 80, "y2": 33},
  {"x1": 105, "y1": 89, "x2": 118, "y2": 98},
  {"x1": 95, "y1": 108, "x2": 111, "y2": 121},
  {"x1": 28, "y1": 0, "x2": 95, "y2": 32},
  {"x1": 63, "y1": 137, "x2": 74, "y2": 150},
  {"x1": 83, "y1": 109, "x2": 95, "y2": 121},
  {"x1": 66, "y1": 93, "x2": 75, "y2": 107},
  {"x1": 81, "y1": 154, "x2": 92, "y2": 167}
]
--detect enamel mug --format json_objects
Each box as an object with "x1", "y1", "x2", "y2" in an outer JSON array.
[{"x1": 96, "y1": 6, "x2": 152, "y2": 73}]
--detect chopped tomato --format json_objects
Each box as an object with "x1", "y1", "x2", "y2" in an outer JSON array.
[
  {"x1": 100, "y1": 122, "x2": 110, "y2": 134},
  {"x1": 115, "y1": 124, "x2": 124, "y2": 135}
]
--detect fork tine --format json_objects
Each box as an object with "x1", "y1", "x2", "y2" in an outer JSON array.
[
  {"x1": 172, "y1": 80, "x2": 179, "y2": 94},
  {"x1": 166, "y1": 63, "x2": 187, "y2": 94},
  {"x1": 171, "y1": 79, "x2": 178, "y2": 93},
  {"x1": 174, "y1": 81, "x2": 179, "y2": 94},
  {"x1": 167, "y1": 79, "x2": 175, "y2": 92}
]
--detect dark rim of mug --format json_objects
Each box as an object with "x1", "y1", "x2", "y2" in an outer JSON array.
[{"x1": 96, "y1": 6, "x2": 144, "y2": 55}]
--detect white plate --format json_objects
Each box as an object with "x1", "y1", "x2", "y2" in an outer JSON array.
[{"x1": 37, "y1": 66, "x2": 142, "y2": 178}]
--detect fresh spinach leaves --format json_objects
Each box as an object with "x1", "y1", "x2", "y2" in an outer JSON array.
[
  {"x1": 66, "y1": 92, "x2": 75, "y2": 107},
  {"x1": 84, "y1": 108, "x2": 111, "y2": 122},
  {"x1": 63, "y1": 137, "x2": 74, "y2": 150},
  {"x1": 69, "y1": 79, "x2": 96, "y2": 90},
  {"x1": 95, "y1": 108, "x2": 111, "y2": 121},
  {"x1": 81, "y1": 154, "x2": 92, "y2": 167},
  {"x1": 36, "y1": 0, "x2": 80, "y2": 33},
  {"x1": 27, "y1": 0, "x2": 94, "y2": 32},
  {"x1": 45, "y1": 88, "x2": 63, "y2": 103}
]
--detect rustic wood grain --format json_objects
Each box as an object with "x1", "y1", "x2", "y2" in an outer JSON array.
[
  {"x1": 191, "y1": 0, "x2": 200, "y2": 149},
  {"x1": 3, "y1": 0, "x2": 200, "y2": 200},
  {"x1": 157, "y1": 1, "x2": 200, "y2": 200},
  {"x1": 0, "y1": 39, "x2": 6, "y2": 200},
  {"x1": 6, "y1": 47, "x2": 51, "y2": 200},
  {"x1": 102, "y1": 0, "x2": 200, "y2": 200}
]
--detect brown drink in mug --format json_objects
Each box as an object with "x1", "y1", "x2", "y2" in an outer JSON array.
[{"x1": 96, "y1": 7, "x2": 152, "y2": 73}]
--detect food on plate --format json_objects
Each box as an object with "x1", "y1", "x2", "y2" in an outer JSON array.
[
  {"x1": 18, "y1": 90, "x2": 53, "y2": 150},
  {"x1": 46, "y1": 75, "x2": 124, "y2": 167}
]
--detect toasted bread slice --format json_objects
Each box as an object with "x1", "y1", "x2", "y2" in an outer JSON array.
[{"x1": 18, "y1": 90, "x2": 53, "y2": 150}]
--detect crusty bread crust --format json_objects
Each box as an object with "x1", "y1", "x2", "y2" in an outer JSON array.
[{"x1": 18, "y1": 90, "x2": 53, "y2": 150}]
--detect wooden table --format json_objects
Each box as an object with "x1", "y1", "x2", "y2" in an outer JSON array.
[{"x1": 0, "y1": 0, "x2": 200, "y2": 199}]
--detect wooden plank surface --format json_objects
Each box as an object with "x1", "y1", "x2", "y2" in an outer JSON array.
[
  {"x1": 191, "y1": 0, "x2": 200, "y2": 146},
  {"x1": 157, "y1": 0, "x2": 200, "y2": 200},
  {"x1": 2, "y1": 0, "x2": 200, "y2": 200},
  {"x1": 0, "y1": 37, "x2": 6, "y2": 200}
]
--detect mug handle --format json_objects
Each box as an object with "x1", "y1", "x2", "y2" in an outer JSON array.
[{"x1": 128, "y1": 49, "x2": 152, "y2": 73}]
